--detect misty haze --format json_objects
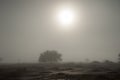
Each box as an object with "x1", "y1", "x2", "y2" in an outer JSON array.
[{"x1": 0, "y1": 0, "x2": 120, "y2": 80}]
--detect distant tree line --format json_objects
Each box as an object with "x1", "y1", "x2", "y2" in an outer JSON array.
[{"x1": 38, "y1": 51, "x2": 120, "y2": 63}]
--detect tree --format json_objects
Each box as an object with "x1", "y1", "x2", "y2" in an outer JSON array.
[
  {"x1": 39, "y1": 50, "x2": 62, "y2": 63},
  {"x1": 118, "y1": 53, "x2": 120, "y2": 63}
]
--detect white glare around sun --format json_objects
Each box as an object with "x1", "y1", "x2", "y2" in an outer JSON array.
[{"x1": 57, "y1": 8, "x2": 75, "y2": 29}]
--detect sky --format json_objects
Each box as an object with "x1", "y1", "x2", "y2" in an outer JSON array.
[{"x1": 0, "y1": 0, "x2": 120, "y2": 63}]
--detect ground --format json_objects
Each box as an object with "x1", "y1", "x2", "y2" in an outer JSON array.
[{"x1": 0, "y1": 62, "x2": 120, "y2": 80}]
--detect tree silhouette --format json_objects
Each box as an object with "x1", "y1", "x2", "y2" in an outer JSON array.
[
  {"x1": 118, "y1": 53, "x2": 120, "y2": 63},
  {"x1": 39, "y1": 50, "x2": 62, "y2": 63}
]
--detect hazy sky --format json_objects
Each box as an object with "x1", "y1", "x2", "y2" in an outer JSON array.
[{"x1": 1, "y1": 0, "x2": 120, "y2": 63}]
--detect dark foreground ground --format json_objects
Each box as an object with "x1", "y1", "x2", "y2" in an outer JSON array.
[{"x1": 0, "y1": 62, "x2": 120, "y2": 80}]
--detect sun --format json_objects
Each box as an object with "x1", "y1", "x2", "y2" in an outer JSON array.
[
  {"x1": 58, "y1": 9, "x2": 74, "y2": 25},
  {"x1": 57, "y1": 8, "x2": 75, "y2": 30}
]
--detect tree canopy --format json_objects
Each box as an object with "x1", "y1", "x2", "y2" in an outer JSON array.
[{"x1": 39, "y1": 50, "x2": 62, "y2": 63}]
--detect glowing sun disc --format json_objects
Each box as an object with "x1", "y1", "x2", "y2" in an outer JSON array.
[{"x1": 57, "y1": 8, "x2": 75, "y2": 27}]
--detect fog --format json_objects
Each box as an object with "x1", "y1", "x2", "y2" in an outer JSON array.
[{"x1": 0, "y1": 0, "x2": 120, "y2": 63}]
